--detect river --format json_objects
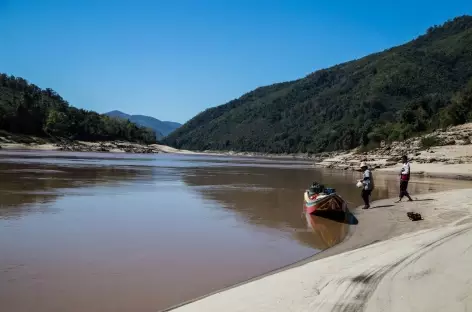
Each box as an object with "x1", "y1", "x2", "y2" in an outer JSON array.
[{"x1": 1, "y1": 150, "x2": 471, "y2": 312}]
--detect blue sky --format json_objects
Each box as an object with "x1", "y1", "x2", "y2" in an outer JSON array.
[{"x1": 1, "y1": 0, "x2": 471, "y2": 124}]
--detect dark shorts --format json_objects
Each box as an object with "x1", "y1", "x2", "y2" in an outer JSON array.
[
  {"x1": 361, "y1": 189, "x2": 372, "y2": 205},
  {"x1": 400, "y1": 180, "x2": 409, "y2": 192}
]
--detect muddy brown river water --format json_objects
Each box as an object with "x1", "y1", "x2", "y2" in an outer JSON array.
[{"x1": 1, "y1": 150, "x2": 471, "y2": 312}]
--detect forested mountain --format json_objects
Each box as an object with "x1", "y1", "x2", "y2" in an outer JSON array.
[
  {"x1": 0, "y1": 75, "x2": 157, "y2": 143},
  {"x1": 105, "y1": 110, "x2": 182, "y2": 139},
  {"x1": 164, "y1": 16, "x2": 472, "y2": 153}
]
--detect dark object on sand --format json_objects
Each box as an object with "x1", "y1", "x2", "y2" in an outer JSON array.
[{"x1": 407, "y1": 212, "x2": 423, "y2": 221}]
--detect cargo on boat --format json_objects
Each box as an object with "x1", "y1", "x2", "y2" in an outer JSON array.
[{"x1": 303, "y1": 182, "x2": 347, "y2": 215}]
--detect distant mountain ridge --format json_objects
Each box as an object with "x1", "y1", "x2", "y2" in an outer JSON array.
[{"x1": 105, "y1": 110, "x2": 182, "y2": 138}]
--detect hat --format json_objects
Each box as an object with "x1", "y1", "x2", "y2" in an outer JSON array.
[{"x1": 360, "y1": 162, "x2": 367, "y2": 168}]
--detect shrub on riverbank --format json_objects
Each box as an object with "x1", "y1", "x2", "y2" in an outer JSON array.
[{"x1": 420, "y1": 136, "x2": 442, "y2": 149}]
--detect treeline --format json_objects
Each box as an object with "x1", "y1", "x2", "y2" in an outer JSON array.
[
  {"x1": 164, "y1": 15, "x2": 472, "y2": 153},
  {"x1": 0, "y1": 74, "x2": 156, "y2": 143}
]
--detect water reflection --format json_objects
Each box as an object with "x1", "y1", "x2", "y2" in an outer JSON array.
[
  {"x1": 2, "y1": 152, "x2": 472, "y2": 312},
  {"x1": 180, "y1": 166, "x2": 357, "y2": 250},
  {"x1": 1, "y1": 157, "x2": 325, "y2": 312},
  {"x1": 180, "y1": 165, "x2": 472, "y2": 250},
  {"x1": 0, "y1": 150, "x2": 313, "y2": 169},
  {"x1": 0, "y1": 162, "x2": 152, "y2": 219},
  {"x1": 300, "y1": 210, "x2": 358, "y2": 250},
  {"x1": 303, "y1": 214, "x2": 348, "y2": 249}
]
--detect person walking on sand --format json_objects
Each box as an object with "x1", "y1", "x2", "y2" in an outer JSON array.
[
  {"x1": 359, "y1": 162, "x2": 374, "y2": 209},
  {"x1": 396, "y1": 155, "x2": 413, "y2": 203}
]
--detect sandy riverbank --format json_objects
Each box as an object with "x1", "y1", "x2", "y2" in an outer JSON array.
[
  {"x1": 378, "y1": 163, "x2": 472, "y2": 180},
  {"x1": 3, "y1": 134, "x2": 472, "y2": 183},
  {"x1": 0, "y1": 137, "x2": 311, "y2": 159},
  {"x1": 315, "y1": 123, "x2": 472, "y2": 171},
  {"x1": 2, "y1": 123, "x2": 472, "y2": 182},
  {"x1": 0, "y1": 136, "x2": 198, "y2": 154},
  {"x1": 165, "y1": 188, "x2": 472, "y2": 312},
  {"x1": 2, "y1": 123, "x2": 471, "y2": 165}
]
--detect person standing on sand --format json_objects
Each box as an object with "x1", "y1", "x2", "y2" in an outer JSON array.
[
  {"x1": 396, "y1": 155, "x2": 413, "y2": 202},
  {"x1": 359, "y1": 162, "x2": 374, "y2": 209}
]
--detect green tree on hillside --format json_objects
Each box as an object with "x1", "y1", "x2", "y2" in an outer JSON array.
[
  {"x1": 164, "y1": 15, "x2": 472, "y2": 153},
  {"x1": 0, "y1": 74, "x2": 157, "y2": 143}
]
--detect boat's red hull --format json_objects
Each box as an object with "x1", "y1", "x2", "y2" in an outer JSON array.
[{"x1": 303, "y1": 193, "x2": 347, "y2": 215}]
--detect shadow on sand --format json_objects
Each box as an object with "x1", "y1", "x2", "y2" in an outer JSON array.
[
  {"x1": 313, "y1": 209, "x2": 359, "y2": 225},
  {"x1": 370, "y1": 198, "x2": 436, "y2": 209},
  {"x1": 412, "y1": 198, "x2": 435, "y2": 202},
  {"x1": 370, "y1": 204, "x2": 395, "y2": 209}
]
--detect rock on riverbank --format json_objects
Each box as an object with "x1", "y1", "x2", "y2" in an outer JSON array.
[
  {"x1": 316, "y1": 123, "x2": 472, "y2": 172},
  {"x1": 56, "y1": 141, "x2": 160, "y2": 153}
]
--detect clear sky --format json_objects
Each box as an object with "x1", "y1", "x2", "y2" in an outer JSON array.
[{"x1": 1, "y1": 0, "x2": 471, "y2": 124}]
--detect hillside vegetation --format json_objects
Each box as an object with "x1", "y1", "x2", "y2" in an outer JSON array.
[
  {"x1": 164, "y1": 16, "x2": 472, "y2": 154},
  {"x1": 0, "y1": 75, "x2": 157, "y2": 143},
  {"x1": 105, "y1": 110, "x2": 182, "y2": 139}
]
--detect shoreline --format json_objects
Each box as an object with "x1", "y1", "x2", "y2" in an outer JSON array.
[
  {"x1": 3, "y1": 139, "x2": 472, "y2": 182},
  {"x1": 0, "y1": 138, "x2": 315, "y2": 159},
  {"x1": 2, "y1": 134, "x2": 472, "y2": 311},
  {"x1": 159, "y1": 210, "x2": 360, "y2": 312},
  {"x1": 3, "y1": 123, "x2": 472, "y2": 179},
  {"x1": 164, "y1": 188, "x2": 472, "y2": 311}
]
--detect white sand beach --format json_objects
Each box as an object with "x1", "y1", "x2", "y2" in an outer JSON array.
[
  {"x1": 379, "y1": 162, "x2": 472, "y2": 180},
  {"x1": 167, "y1": 188, "x2": 472, "y2": 312}
]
